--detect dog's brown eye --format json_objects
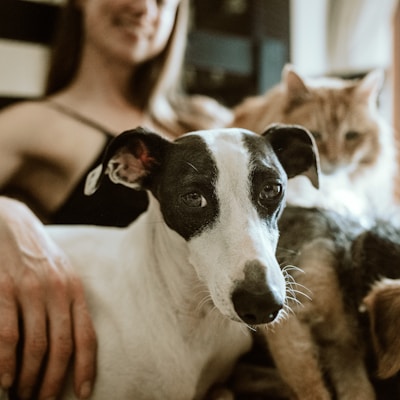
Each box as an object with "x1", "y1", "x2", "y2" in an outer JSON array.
[
  {"x1": 182, "y1": 192, "x2": 207, "y2": 208},
  {"x1": 258, "y1": 183, "x2": 282, "y2": 206}
]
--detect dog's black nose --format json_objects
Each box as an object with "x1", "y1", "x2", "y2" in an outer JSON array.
[{"x1": 232, "y1": 287, "x2": 283, "y2": 325}]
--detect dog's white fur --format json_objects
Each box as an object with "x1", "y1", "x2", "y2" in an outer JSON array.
[
  {"x1": 1, "y1": 126, "x2": 319, "y2": 399},
  {"x1": 48, "y1": 205, "x2": 253, "y2": 399}
]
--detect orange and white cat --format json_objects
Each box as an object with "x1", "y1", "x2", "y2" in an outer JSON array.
[{"x1": 233, "y1": 65, "x2": 398, "y2": 224}]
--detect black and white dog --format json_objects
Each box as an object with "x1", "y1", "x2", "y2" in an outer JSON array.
[{"x1": 2, "y1": 125, "x2": 319, "y2": 399}]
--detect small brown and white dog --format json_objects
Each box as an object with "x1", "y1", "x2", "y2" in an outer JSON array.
[
  {"x1": 255, "y1": 207, "x2": 400, "y2": 400},
  {"x1": 363, "y1": 278, "x2": 400, "y2": 381},
  {"x1": 355, "y1": 222, "x2": 400, "y2": 383}
]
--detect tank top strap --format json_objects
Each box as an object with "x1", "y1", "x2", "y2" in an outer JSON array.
[{"x1": 46, "y1": 100, "x2": 114, "y2": 136}]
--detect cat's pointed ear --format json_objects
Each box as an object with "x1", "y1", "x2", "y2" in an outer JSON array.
[
  {"x1": 355, "y1": 69, "x2": 384, "y2": 104},
  {"x1": 282, "y1": 64, "x2": 310, "y2": 102}
]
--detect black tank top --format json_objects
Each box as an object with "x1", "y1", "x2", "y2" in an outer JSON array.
[{"x1": 48, "y1": 102, "x2": 149, "y2": 227}]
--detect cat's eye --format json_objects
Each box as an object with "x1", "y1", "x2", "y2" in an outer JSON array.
[
  {"x1": 258, "y1": 182, "x2": 283, "y2": 207},
  {"x1": 311, "y1": 131, "x2": 322, "y2": 141},
  {"x1": 181, "y1": 192, "x2": 207, "y2": 208},
  {"x1": 345, "y1": 131, "x2": 361, "y2": 141}
]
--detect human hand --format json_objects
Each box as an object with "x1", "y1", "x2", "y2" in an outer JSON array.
[
  {"x1": 0, "y1": 198, "x2": 97, "y2": 399},
  {"x1": 205, "y1": 385, "x2": 234, "y2": 400}
]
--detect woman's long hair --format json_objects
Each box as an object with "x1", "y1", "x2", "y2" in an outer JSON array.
[{"x1": 45, "y1": 0, "x2": 232, "y2": 134}]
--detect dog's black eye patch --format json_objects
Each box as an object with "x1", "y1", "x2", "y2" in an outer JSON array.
[
  {"x1": 242, "y1": 134, "x2": 287, "y2": 222},
  {"x1": 154, "y1": 135, "x2": 219, "y2": 240}
]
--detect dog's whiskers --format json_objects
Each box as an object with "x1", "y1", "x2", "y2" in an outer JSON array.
[
  {"x1": 292, "y1": 288, "x2": 312, "y2": 301},
  {"x1": 281, "y1": 265, "x2": 312, "y2": 321},
  {"x1": 279, "y1": 307, "x2": 291, "y2": 321},
  {"x1": 196, "y1": 294, "x2": 213, "y2": 312},
  {"x1": 283, "y1": 265, "x2": 311, "y2": 291},
  {"x1": 264, "y1": 315, "x2": 281, "y2": 332},
  {"x1": 245, "y1": 323, "x2": 257, "y2": 332},
  {"x1": 237, "y1": 323, "x2": 256, "y2": 335},
  {"x1": 290, "y1": 280, "x2": 312, "y2": 293},
  {"x1": 285, "y1": 295, "x2": 303, "y2": 307},
  {"x1": 282, "y1": 264, "x2": 304, "y2": 275},
  {"x1": 191, "y1": 284, "x2": 213, "y2": 312},
  {"x1": 277, "y1": 246, "x2": 299, "y2": 257},
  {"x1": 286, "y1": 280, "x2": 312, "y2": 297},
  {"x1": 209, "y1": 305, "x2": 239, "y2": 333}
]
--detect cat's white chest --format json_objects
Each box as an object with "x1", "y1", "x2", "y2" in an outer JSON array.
[{"x1": 286, "y1": 174, "x2": 372, "y2": 226}]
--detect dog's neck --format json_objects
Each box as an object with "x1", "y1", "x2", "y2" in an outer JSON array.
[
  {"x1": 123, "y1": 195, "x2": 251, "y2": 396},
  {"x1": 135, "y1": 195, "x2": 215, "y2": 321}
]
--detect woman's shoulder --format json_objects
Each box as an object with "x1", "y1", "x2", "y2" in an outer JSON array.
[
  {"x1": 0, "y1": 99, "x2": 54, "y2": 134},
  {"x1": 0, "y1": 99, "x2": 81, "y2": 146},
  {"x1": 173, "y1": 94, "x2": 234, "y2": 132},
  {"x1": 0, "y1": 99, "x2": 82, "y2": 164},
  {"x1": 0, "y1": 99, "x2": 49, "y2": 116}
]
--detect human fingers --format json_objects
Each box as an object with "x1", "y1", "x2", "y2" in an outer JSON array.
[
  {"x1": 37, "y1": 273, "x2": 73, "y2": 400},
  {"x1": 16, "y1": 276, "x2": 47, "y2": 400},
  {"x1": 36, "y1": 271, "x2": 97, "y2": 400},
  {"x1": 0, "y1": 275, "x2": 19, "y2": 392},
  {"x1": 206, "y1": 385, "x2": 235, "y2": 400},
  {"x1": 71, "y1": 280, "x2": 97, "y2": 400}
]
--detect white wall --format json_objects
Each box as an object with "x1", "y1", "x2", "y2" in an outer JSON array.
[
  {"x1": 290, "y1": 0, "x2": 330, "y2": 76},
  {"x1": 0, "y1": 0, "x2": 59, "y2": 100},
  {"x1": 0, "y1": 39, "x2": 49, "y2": 98},
  {"x1": 290, "y1": 0, "x2": 396, "y2": 121},
  {"x1": 327, "y1": 0, "x2": 397, "y2": 75},
  {"x1": 290, "y1": 0, "x2": 397, "y2": 77}
]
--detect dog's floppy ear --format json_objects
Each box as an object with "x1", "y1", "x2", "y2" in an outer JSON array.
[
  {"x1": 84, "y1": 126, "x2": 171, "y2": 195},
  {"x1": 262, "y1": 123, "x2": 320, "y2": 188},
  {"x1": 362, "y1": 278, "x2": 400, "y2": 379}
]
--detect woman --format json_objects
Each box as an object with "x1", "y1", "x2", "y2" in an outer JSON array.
[
  {"x1": 1, "y1": 0, "x2": 232, "y2": 226},
  {"x1": 0, "y1": 0, "x2": 232, "y2": 398}
]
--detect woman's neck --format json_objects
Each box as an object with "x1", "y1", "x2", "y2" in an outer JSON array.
[
  {"x1": 49, "y1": 44, "x2": 179, "y2": 140},
  {"x1": 67, "y1": 44, "x2": 138, "y2": 106},
  {"x1": 49, "y1": 46, "x2": 152, "y2": 134}
]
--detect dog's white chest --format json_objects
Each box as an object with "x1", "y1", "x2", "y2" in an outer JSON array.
[
  {"x1": 90, "y1": 301, "x2": 251, "y2": 399},
  {"x1": 48, "y1": 221, "x2": 251, "y2": 400}
]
